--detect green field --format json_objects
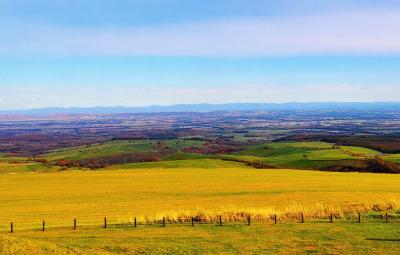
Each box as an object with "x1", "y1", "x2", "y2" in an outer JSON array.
[
  {"x1": 383, "y1": 154, "x2": 400, "y2": 163},
  {"x1": 0, "y1": 162, "x2": 48, "y2": 174},
  {"x1": 106, "y1": 159, "x2": 244, "y2": 169},
  {"x1": 230, "y1": 141, "x2": 378, "y2": 169},
  {"x1": 1, "y1": 140, "x2": 399, "y2": 177},
  {"x1": 2, "y1": 222, "x2": 400, "y2": 255},
  {"x1": 1, "y1": 140, "x2": 398, "y2": 174},
  {"x1": 43, "y1": 139, "x2": 205, "y2": 161},
  {"x1": 340, "y1": 146, "x2": 383, "y2": 156},
  {"x1": 43, "y1": 140, "x2": 375, "y2": 165}
]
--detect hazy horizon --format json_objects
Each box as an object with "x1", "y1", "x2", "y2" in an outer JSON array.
[{"x1": 1, "y1": 102, "x2": 400, "y2": 114}]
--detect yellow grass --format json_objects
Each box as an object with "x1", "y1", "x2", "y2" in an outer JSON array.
[{"x1": 0, "y1": 165, "x2": 399, "y2": 230}]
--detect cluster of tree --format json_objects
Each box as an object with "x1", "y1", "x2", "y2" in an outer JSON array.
[
  {"x1": 214, "y1": 138, "x2": 245, "y2": 146},
  {"x1": 55, "y1": 153, "x2": 161, "y2": 170},
  {"x1": 326, "y1": 157, "x2": 400, "y2": 174},
  {"x1": 181, "y1": 137, "x2": 245, "y2": 155},
  {"x1": 0, "y1": 132, "x2": 106, "y2": 157},
  {"x1": 219, "y1": 158, "x2": 276, "y2": 169},
  {"x1": 31, "y1": 158, "x2": 50, "y2": 165},
  {"x1": 183, "y1": 137, "x2": 213, "y2": 142},
  {"x1": 153, "y1": 141, "x2": 170, "y2": 155},
  {"x1": 278, "y1": 134, "x2": 400, "y2": 154},
  {"x1": 183, "y1": 144, "x2": 243, "y2": 155},
  {"x1": 112, "y1": 130, "x2": 178, "y2": 140},
  {"x1": 321, "y1": 136, "x2": 400, "y2": 153}
]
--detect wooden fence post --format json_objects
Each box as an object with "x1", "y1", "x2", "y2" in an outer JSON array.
[
  {"x1": 134, "y1": 217, "x2": 137, "y2": 227},
  {"x1": 104, "y1": 217, "x2": 107, "y2": 228},
  {"x1": 301, "y1": 213, "x2": 304, "y2": 223},
  {"x1": 10, "y1": 222, "x2": 13, "y2": 233},
  {"x1": 330, "y1": 214, "x2": 333, "y2": 223},
  {"x1": 247, "y1": 215, "x2": 251, "y2": 226},
  {"x1": 385, "y1": 213, "x2": 388, "y2": 222},
  {"x1": 42, "y1": 220, "x2": 45, "y2": 231},
  {"x1": 358, "y1": 213, "x2": 361, "y2": 223},
  {"x1": 219, "y1": 216, "x2": 222, "y2": 226},
  {"x1": 163, "y1": 217, "x2": 166, "y2": 227},
  {"x1": 74, "y1": 219, "x2": 77, "y2": 230},
  {"x1": 191, "y1": 217, "x2": 194, "y2": 227},
  {"x1": 274, "y1": 214, "x2": 277, "y2": 224}
]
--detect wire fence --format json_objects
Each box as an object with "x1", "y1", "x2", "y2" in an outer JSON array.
[{"x1": 5, "y1": 212, "x2": 400, "y2": 233}]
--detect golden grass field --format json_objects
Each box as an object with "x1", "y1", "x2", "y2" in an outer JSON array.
[
  {"x1": 0, "y1": 159, "x2": 399, "y2": 231},
  {"x1": 1, "y1": 159, "x2": 400, "y2": 254}
]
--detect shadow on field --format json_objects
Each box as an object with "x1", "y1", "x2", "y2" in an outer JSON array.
[{"x1": 366, "y1": 238, "x2": 400, "y2": 242}]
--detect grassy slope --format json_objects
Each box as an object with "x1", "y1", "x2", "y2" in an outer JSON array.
[
  {"x1": 0, "y1": 139, "x2": 395, "y2": 176},
  {"x1": 2, "y1": 222, "x2": 400, "y2": 255},
  {"x1": 234, "y1": 142, "x2": 319, "y2": 157},
  {"x1": 0, "y1": 156, "x2": 31, "y2": 163},
  {"x1": 43, "y1": 140, "x2": 155, "y2": 160},
  {"x1": 340, "y1": 146, "x2": 383, "y2": 156},
  {"x1": 34, "y1": 140, "x2": 396, "y2": 171},
  {"x1": 0, "y1": 162, "x2": 49, "y2": 174},
  {"x1": 0, "y1": 166, "x2": 399, "y2": 229},
  {"x1": 106, "y1": 159, "x2": 246, "y2": 169},
  {"x1": 231, "y1": 142, "x2": 363, "y2": 168},
  {"x1": 382, "y1": 154, "x2": 400, "y2": 163},
  {"x1": 0, "y1": 156, "x2": 400, "y2": 254},
  {"x1": 43, "y1": 139, "x2": 204, "y2": 161}
]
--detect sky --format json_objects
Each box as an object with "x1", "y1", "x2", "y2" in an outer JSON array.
[{"x1": 1, "y1": 0, "x2": 400, "y2": 109}]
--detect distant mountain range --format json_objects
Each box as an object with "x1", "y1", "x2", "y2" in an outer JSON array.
[{"x1": 1, "y1": 102, "x2": 399, "y2": 115}]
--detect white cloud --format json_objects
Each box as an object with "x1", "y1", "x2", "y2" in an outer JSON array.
[
  {"x1": 1, "y1": 9, "x2": 400, "y2": 56},
  {"x1": 1, "y1": 84, "x2": 399, "y2": 109}
]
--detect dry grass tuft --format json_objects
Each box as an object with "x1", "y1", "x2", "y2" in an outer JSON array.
[{"x1": 130, "y1": 200, "x2": 400, "y2": 223}]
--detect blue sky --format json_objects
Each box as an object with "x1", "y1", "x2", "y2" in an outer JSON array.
[{"x1": 1, "y1": 0, "x2": 400, "y2": 109}]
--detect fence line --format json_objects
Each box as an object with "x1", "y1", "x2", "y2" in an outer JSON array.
[{"x1": 5, "y1": 212, "x2": 400, "y2": 233}]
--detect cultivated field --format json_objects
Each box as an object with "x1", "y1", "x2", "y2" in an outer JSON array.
[
  {"x1": 0, "y1": 161, "x2": 400, "y2": 254},
  {"x1": 1, "y1": 160, "x2": 400, "y2": 229}
]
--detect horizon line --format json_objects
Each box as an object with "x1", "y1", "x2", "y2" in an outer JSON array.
[{"x1": 1, "y1": 101, "x2": 400, "y2": 113}]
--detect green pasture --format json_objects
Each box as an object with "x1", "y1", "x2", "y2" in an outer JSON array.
[
  {"x1": 1, "y1": 140, "x2": 398, "y2": 172},
  {"x1": 382, "y1": 154, "x2": 400, "y2": 163},
  {"x1": 2, "y1": 221, "x2": 400, "y2": 254},
  {"x1": 106, "y1": 159, "x2": 247, "y2": 170},
  {"x1": 340, "y1": 146, "x2": 382, "y2": 156},
  {"x1": 42, "y1": 139, "x2": 204, "y2": 161}
]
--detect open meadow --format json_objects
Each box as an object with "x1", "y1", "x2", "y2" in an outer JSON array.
[
  {"x1": 0, "y1": 160, "x2": 400, "y2": 254},
  {"x1": 1, "y1": 161, "x2": 400, "y2": 228}
]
